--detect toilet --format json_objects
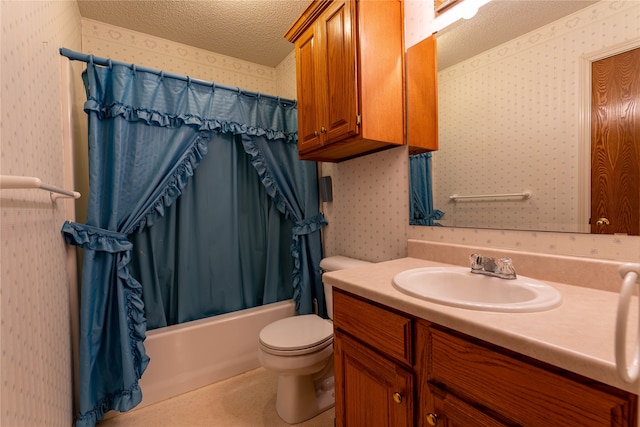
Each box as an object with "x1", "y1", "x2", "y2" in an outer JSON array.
[{"x1": 258, "y1": 256, "x2": 371, "y2": 424}]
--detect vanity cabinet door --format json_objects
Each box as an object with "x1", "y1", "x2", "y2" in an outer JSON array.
[
  {"x1": 425, "y1": 326, "x2": 637, "y2": 427},
  {"x1": 333, "y1": 289, "x2": 412, "y2": 365},
  {"x1": 428, "y1": 384, "x2": 509, "y2": 427},
  {"x1": 334, "y1": 330, "x2": 414, "y2": 427}
]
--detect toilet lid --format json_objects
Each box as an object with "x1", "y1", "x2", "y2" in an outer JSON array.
[{"x1": 259, "y1": 314, "x2": 333, "y2": 352}]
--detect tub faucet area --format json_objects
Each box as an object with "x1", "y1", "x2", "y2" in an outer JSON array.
[{"x1": 470, "y1": 253, "x2": 517, "y2": 280}]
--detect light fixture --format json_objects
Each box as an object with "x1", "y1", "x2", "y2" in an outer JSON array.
[
  {"x1": 460, "y1": 2, "x2": 479, "y2": 19},
  {"x1": 433, "y1": 0, "x2": 492, "y2": 33}
]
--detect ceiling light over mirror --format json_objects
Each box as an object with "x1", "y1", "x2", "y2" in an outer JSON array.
[{"x1": 433, "y1": 0, "x2": 493, "y2": 34}]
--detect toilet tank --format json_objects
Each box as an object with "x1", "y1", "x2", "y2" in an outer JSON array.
[{"x1": 320, "y1": 256, "x2": 372, "y2": 319}]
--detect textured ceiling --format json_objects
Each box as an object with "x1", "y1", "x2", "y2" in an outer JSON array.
[
  {"x1": 77, "y1": 1, "x2": 598, "y2": 70},
  {"x1": 77, "y1": 0, "x2": 311, "y2": 68}
]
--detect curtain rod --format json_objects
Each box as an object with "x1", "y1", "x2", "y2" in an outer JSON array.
[{"x1": 59, "y1": 47, "x2": 297, "y2": 106}]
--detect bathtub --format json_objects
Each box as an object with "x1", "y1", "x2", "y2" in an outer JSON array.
[{"x1": 137, "y1": 299, "x2": 297, "y2": 409}]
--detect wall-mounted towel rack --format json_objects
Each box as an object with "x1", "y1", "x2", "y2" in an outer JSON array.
[
  {"x1": 0, "y1": 175, "x2": 81, "y2": 200},
  {"x1": 614, "y1": 263, "x2": 640, "y2": 383},
  {"x1": 449, "y1": 191, "x2": 532, "y2": 201}
]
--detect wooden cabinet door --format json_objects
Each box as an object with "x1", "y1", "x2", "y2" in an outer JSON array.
[
  {"x1": 335, "y1": 330, "x2": 414, "y2": 427},
  {"x1": 407, "y1": 35, "x2": 438, "y2": 154},
  {"x1": 294, "y1": 23, "x2": 324, "y2": 153},
  {"x1": 427, "y1": 385, "x2": 509, "y2": 427},
  {"x1": 319, "y1": 0, "x2": 358, "y2": 144},
  {"x1": 428, "y1": 327, "x2": 637, "y2": 427},
  {"x1": 294, "y1": 0, "x2": 357, "y2": 154}
]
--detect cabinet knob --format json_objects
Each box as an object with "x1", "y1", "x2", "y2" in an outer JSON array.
[
  {"x1": 426, "y1": 412, "x2": 439, "y2": 426},
  {"x1": 313, "y1": 130, "x2": 319, "y2": 137},
  {"x1": 320, "y1": 127, "x2": 327, "y2": 133},
  {"x1": 596, "y1": 217, "x2": 610, "y2": 225},
  {"x1": 392, "y1": 392, "x2": 403, "y2": 404}
]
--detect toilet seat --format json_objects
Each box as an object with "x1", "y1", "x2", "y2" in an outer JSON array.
[{"x1": 260, "y1": 314, "x2": 333, "y2": 356}]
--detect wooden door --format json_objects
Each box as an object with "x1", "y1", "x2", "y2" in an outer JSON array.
[
  {"x1": 334, "y1": 331, "x2": 414, "y2": 427},
  {"x1": 591, "y1": 47, "x2": 640, "y2": 235}
]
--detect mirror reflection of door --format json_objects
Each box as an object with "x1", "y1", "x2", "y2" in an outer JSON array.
[{"x1": 591, "y1": 47, "x2": 640, "y2": 235}]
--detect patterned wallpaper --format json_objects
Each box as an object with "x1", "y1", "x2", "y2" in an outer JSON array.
[
  {"x1": 320, "y1": 146, "x2": 410, "y2": 262},
  {"x1": 1, "y1": 1, "x2": 81, "y2": 426},
  {"x1": 276, "y1": 50, "x2": 297, "y2": 102}
]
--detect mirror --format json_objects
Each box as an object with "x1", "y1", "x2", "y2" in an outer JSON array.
[{"x1": 414, "y1": 0, "x2": 638, "y2": 233}]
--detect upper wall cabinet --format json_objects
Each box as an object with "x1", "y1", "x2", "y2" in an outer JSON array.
[
  {"x1": 285, "y1": 0, "x2": 406, "y2": 162},
  {"x1": 406, "y1": 35, "x2": 438, "y2": 154}
]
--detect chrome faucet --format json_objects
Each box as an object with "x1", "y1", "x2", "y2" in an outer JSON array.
[{"x1": 469, "y1": 253, "x2": 517, "y2": 280}]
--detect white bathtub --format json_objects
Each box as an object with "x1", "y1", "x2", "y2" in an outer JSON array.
[{"x1": 137, "y1": 300, "x2": 297, "y2": 409}]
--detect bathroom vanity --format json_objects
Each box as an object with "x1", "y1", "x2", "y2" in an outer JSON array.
[{"x1": 326, "y1": 254, "x2": 639, "y2": 427}]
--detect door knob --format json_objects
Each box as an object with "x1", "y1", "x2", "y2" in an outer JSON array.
[
  {"x1": 596, "y1": 217, "x2": 610, "y2": 225},
  {"x1": 426, "y1": 412, "x2": 439, "y2": 426}
]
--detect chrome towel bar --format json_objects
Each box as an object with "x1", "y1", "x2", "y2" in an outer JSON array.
[{"x1": 449, "y1": 191, "x2": 532, "y2": 201}]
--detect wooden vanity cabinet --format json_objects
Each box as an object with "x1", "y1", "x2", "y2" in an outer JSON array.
[
  {"x1": 285, "y1": 0, "x2": 405, "y2": 162},
  {"x1": 332, "y1": 289, "x2": 637, "y2": 427}
]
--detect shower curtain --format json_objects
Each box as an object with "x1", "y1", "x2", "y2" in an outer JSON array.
[
  {"x1": 60, "y1": 51, "x2": 326, "y2": 427},
  {"x1": 128, "y1": 134, "x2": 296, "y2": 329},
  {"x1": 409, "y1": 152, "x2": 444, "y2": 225}
]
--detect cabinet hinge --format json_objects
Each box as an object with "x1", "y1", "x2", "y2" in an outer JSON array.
[{"x1": 356, "y1": 114, "x2": 361, "y2": 125}]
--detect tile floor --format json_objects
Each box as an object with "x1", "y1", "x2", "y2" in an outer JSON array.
[{"x1": 97, "y1": 368, "x2": 335, "y2": 427}]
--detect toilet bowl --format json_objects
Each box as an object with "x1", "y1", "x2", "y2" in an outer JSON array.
[{"x1": 258, "y1": 256, "x2": 371, "y2": 424}]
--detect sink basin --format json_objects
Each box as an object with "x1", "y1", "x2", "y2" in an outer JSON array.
[{"x1": 392, "y1": 266, "x2": 562, "y2": 313}]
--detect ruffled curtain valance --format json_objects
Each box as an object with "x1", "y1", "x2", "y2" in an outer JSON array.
[
  {"x1": 60, "y1": 51, "x2": 325, "y2": 427},
  {"x1": 82, "y1": 59, "x2": 298, "y2": 141}
]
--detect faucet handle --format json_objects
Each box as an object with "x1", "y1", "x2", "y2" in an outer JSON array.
[
  {"x1": 496, "y1": 257, "x2": 517, "y2": 279},
  {"x1": 469, "y1": 253, "x2": 484, "y2": 270}
]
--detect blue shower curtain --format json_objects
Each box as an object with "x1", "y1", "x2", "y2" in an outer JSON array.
[
  {"x1": 60, "y1": 53, "x2": 326, "y2": 427},
  {"x1": 128, "y1": 134, "x2": 296, "y2": 329},
  {"x1": 409, "y1": 152, "x2": 444, "y2": 225}
]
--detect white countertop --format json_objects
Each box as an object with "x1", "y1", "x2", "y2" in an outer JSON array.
[{"x1": 323, "y1": 257, "x2": 640, "y2": 394}]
